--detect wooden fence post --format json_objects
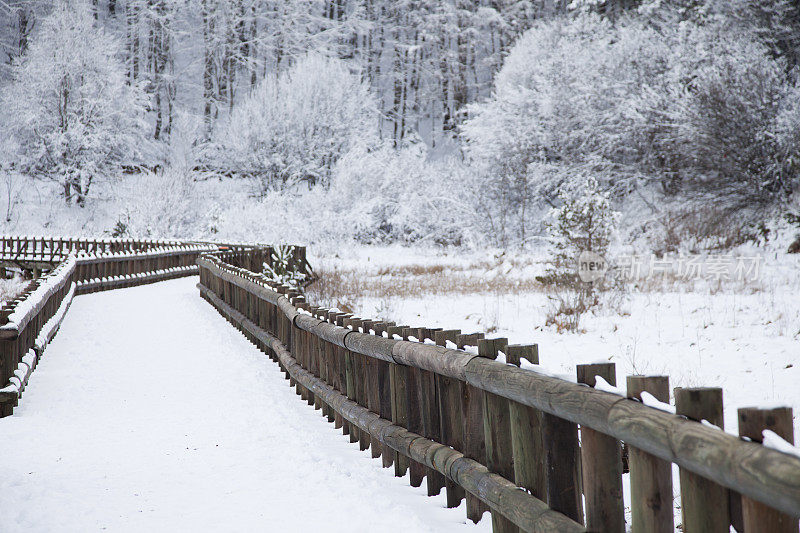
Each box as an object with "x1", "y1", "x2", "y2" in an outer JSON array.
[
  {"x1": 627, "y1": 375, "x2": 674, "y2": 533},
  {"x1": 459, "y1": 332, "x2": 489, "y2": 523},
  {"x1": 674, "y1": 387, "x2": 730, "y2": 533},
  {"x1": 434, "y1": 329, "x2": 466, "y2": 508},
  {"x1": 507, "y1": 345, "x2": 546, "y2": 503},
  {"x1": 401, "y1": 326, "x2": 425, "y2": 488},
  {"x1": 416, "y1": 327, "x2": 446, "y2": 497},
  {"x1": 737, "y1": 407, "x2": 799, "y2": 533},
  {"x1": 374, "y1": 321, "x2": 395, "y2": 468},
  {"x1": 577, "y1": 363, "x2": 624, "y2": 533},
  {"x1": 479, "y1": 338, "x2": 517, "y2": 533},
  {"x1": 542, "y1": 408, "x2": 584, "y2": 524},
  {"x1": 387, "y1": 325, "x2": 410, "y2": 477}
]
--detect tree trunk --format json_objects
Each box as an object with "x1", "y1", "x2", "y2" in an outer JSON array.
[{"x1": 202, "y1": 0, "x2": 216, "y2": 134}]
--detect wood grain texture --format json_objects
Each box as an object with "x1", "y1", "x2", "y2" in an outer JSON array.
[
  {"x1": 577, "y1": 363, "x2": 624, "y2": 533},
  {"x1": 627, "y1": 376, "x2": 674, "y2": 533}
]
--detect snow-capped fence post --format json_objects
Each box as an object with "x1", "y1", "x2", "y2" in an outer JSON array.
[
  {"x1": 627, "y1": 375, "x2": 674, "y2": 533},
  {"x1": 341, "y1": 315, "x2": 357, "y2": 437},
  {"x1": 434, "y1": 329, "x2": 466, "y2": 508},
  {"x1": 352, "y1": 319, "x2": 371, "y2": 451},
  {"x1": 335, "y1": 313, "x2": 353, "y2": 439},
  {"x1": 360, "y1": 319, "x2": 382, "y2": 459},
  {"x1": 416, "y1": 327, "x2": 446, "y2": 497},
  {"x1": 576, "y1": 363, "x2": 625, "y2": 533},
  {"x1": 311, "y1": 314, "x2": 325, "y2": 413},
  {"x1": 401, "y1": 326, "x2": 426, "y2": 488},
  {"x1": 328, "y1": 311, "x2": 344, "y2": 431},
  {"x1": 674, "y1": 387, "x2": 730, "y2": 533},
  {"x1": 372, "y1": 320, "x2": 395, "y2": 468},
  {"x1": 387, "y1": 324, "x2": 410, "y2": 477},
  {"x1": 737, "y1": 407, "x2": 799, "y2": 533},
  {"x1": 507, "y1": 345, "x2": 547, "y2": 510},
  {"x1": 479, "y1": 337, "x2": 518, "y2": 533},
  {"x1": 458, "y1": 331, "x2": 490, "y2": 522}
]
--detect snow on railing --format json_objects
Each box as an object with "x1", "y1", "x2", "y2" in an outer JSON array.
[
  {"x1": 0, "y1": 237, "x2": 278, "y2": 418},
  {"x1": 197, "y1": 254, "x2": 800, "y2": 533}
]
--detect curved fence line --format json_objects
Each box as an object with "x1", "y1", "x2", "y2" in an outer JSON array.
[
  {"x1": 0, "y1": 237, "x2": 311, "y2": 419},
  {"x1": 197, "y1": 253, "x2": 800, "y2": 533}
]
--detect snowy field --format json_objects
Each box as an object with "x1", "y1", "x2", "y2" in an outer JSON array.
[
  {"x1": 0, "y1": 277, "x2": 490, "y2": 532},
  {"x1": 308, "y1": 245, "x2": 800, "y2": 436}
]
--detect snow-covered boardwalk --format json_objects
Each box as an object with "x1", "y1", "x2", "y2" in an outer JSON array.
[{"x1": 0, "y1": 278, "x2": 485, "y2": 532}]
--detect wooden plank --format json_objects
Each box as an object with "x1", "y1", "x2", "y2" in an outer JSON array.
[
  {"x1": 738, "y1": 407, "x2": 799, "y2": 533},
  {"x1": 434, "y1": 329, "x2": 466, "y2": 508},
  {"x1": 417, "y1": 327, "x2": 446, "y2": 497},
  {"x1": 542, "y1": 411, "x2": 584, "y2": 524},
  {"x1": 627, "y1": 375, "x2": 674, "y2": 533},
  {"x1": 388, "y1": 325, "x2": 410, "y2": 477},
  {"x1": 577, "y1": 363, "x2": 624, "y2": 533},
  {"x1": 459, "y1": 332, "x2": 489, "y2": 523},
  {"x1": 479, "y1": 338, "x2": 517, "y2": 533},
  {"x1": 674, "y1": 387, "x2": 729, "y2": 533},
  {"x1": 402, "y1": 327, "x2": 425, "y2": 488}
]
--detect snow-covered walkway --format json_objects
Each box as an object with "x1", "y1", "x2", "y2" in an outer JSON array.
[{"x1": 0, "y1": 277, "x2": 487, "y2": 532}]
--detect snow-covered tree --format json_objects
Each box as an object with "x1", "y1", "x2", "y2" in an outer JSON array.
[
  {"x1": 210, "y1": 53, "x2": 378, "y2": 190},
  {"x1": 463, "y1": 8, "x2": 800, "y2": 246},
  {"x1": 548, "y1": 176, "x2": 619, "y2": 267},
  {"x1": 3, "y1": 1, "x2": 149, "y2": 205}
]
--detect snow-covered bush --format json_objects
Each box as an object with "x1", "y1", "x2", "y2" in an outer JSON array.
[
  {"x1": 665, "y1": 22, "x2": 798, "y2": 203},
  {"x1": 543, "y1": 176, "x2": 620, "y2": 332},
  {"x1": 210, "y1": 53, "x2": 379, "y2": 191},
  {"x1": 463, "y1": 8, "x2": 800, "y2": 246},
  {"x1": 2, "y1": 1, "x2": 149, "y2": 206},
  {"x1": 548, "y1": 177, "x2": 619, "y2": 268},
  {"x1": 213, "y1": 142, "x2": 477, "y2": 248},
  {"x1": 330, "y1": 143, "x2": 478, "y2": 246},
  {"x1": 114, "y1": 169, "x2": 219, "y2": 239},
  {"x1": 462, "y1": 14, "x2": 671, "y2": 245}
]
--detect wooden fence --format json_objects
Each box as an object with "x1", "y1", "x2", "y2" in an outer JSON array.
[
  {"x1": 197, "y1": 252, "x2": 800, "y2": 533},
  {"x1": 0, "y1": 237, "x2": 311, "y2": 418},
  {"x1": 0, "y1": 235, "x2": 185, "y2": 270}
]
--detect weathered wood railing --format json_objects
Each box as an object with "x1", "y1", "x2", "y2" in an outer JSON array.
[
  {"x1": 197, "y1": 253, "x2": 800, "y2": 533},
  {"x1": 0, "y1": 235, "x2": 186, "y2": 269},
  {"x1": 0, "y1": 256, "x2": 76, "y2": 416}
]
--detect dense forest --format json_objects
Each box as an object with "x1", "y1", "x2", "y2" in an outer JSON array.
[{"x1": 1, "y1": 0, "x2": 800, "y2": 250}]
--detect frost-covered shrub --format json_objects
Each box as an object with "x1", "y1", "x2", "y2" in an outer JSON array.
[
  {"x1": 548, "y1": 176, "x2": 619, "y2": 268},
  {"x1": 543, "y1": 176, "x2": 620, "y2": 332},
  {"x1": 210, "y1": 54, "x2": 378, "y2": 191},
  {"x1": 462, "y1": 14, "x2": 671, "y2": 244},
  {"x1": 463, "y1": 8, "x2": 800, "y2": 246},
  {"x1": 330, "y1": 143, "x2": 477, "y2": 246},
  {"x1": 665, "y1": 22, "x2": 798, "y2": 202},
  {"x1": 2, "y1": 2, "x2": 149, "y2": 205},
  {"x1": 213, "y1": 142, "x2": 477, "y2": 248},
  {"x1": 114, "y1": 169, "x2": 219, "y2": 239}
]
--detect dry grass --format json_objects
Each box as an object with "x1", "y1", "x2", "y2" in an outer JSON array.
[{"x1": 304, "y1": 258, "x2": 545, "y2": 312}]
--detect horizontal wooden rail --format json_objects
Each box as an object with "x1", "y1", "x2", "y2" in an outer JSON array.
[
  {"x1": 198, "y1": 282, "x2": 585, "y2": 533},
  {"x1": 0, "y1": 236, "x2": 303, "y2": 418},
  {"x1": 197, "y1": 253, "x2": 800, "y2": 532}
]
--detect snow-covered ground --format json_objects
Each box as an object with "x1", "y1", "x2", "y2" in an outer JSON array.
[
  {"x1": 308, "y1": 245, "x2": 800, "y2": 436},
  {"x1": 0, "y1": 277, "x2": 490, "y2": 532}
]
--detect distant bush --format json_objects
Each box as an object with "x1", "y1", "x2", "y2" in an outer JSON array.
[{"x1": 208, "y1": 54, "x2": 379, "y2": 192}]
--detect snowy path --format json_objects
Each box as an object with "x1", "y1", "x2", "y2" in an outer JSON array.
[{"x1": 0, "y1": 277, "x2": 488, "y2": 533}]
